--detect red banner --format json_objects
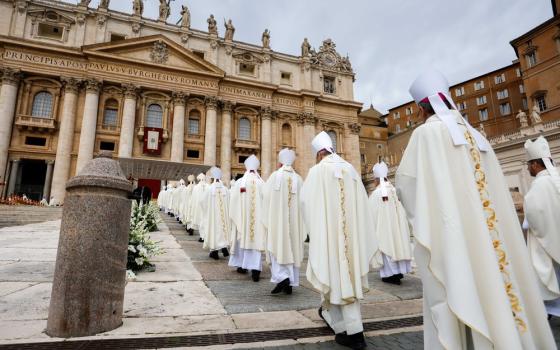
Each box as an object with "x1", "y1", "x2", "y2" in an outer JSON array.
[{"x1": 143, "y1": 127, "x2": 163, "y2": 155}]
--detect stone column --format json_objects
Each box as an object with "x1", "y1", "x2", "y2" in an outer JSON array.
[
  {"x1": 50, "y1": 77, "x2": 81, "y2": 205},
  {"x1": 260, "y1": 107, "x2": 273, "y2": 179},
  {"x1": 118, "y1": 84, "x2": 139, "y2": 158},
  {"x1": 300, "y1": 112, "x2": 316, "y2": 177},
  {"x1": 0, "y1": 68, "x2": 21, "y2": 188},
  {"x1": 6, "y1": 159, "x2": 19, "y2": 196},
  {"x1": 346, "y1": 122, "x2": 362, "y2": 172},
  {"x1": 220, "y1": 101, "x2": 233, "y2": 182},
  {"x1": 170, "y1": 92, "x2": 187, "y2": 163},
  {"x1": 76, "y1": 78, "x2": 102, "y2": 174},
  {"x1": 43, "y1": 160, "x2": 54, "y2": 201},
  {"x1": 203, "y1": 96, "x2": 218, "y2": 165}
]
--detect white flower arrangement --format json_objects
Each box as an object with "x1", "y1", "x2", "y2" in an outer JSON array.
[{"x1": 127, "y1": 201, "x2": 164, "y2": 271}]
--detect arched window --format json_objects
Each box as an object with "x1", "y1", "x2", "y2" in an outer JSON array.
[
  {"x1": 238, "y1": 117, "x2": 251, "y2": 140},
  {"x1": 281, "y1": 123, "x2": 292, "y2": 146},
  {"x1": 31, "y1": 91, "x2": 53, "y2": 118},
  {"x1": 188, "y1": 109, "x2": 200, "y2": 135},
  {"x1": 327, "y1": 130, "x2": 337, "y2": 152},
  {"x1": 146, "y1": 104, "x2": 163, "y2": 128},
  {"x1": 102, "y1": 99, "x2": 118, "y2": 126}
]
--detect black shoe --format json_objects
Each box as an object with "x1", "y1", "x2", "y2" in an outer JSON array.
[
  {"x1": 397, "y1": 273, "x2": 404, "y2": 279},
  {"x1": 305, "y1": 235, "x2": 310, "y2": 243},
  {"x1": 251, "y1": 270, "x2": 260, "y2": 282},
  {"x1": 221, "y1": 247, "x2": 230, "y2": 257},
  {"x1": 198, "y1": 238, "x2": 204, "y2": 243},
  {"x1": 176, "y1": 217, "x2": 180, "y2": 221},
  {"x1": 382, "y1": 276, "x2": 401, "y2": 285},
  {"x1": 271, "y1": 278, "x2": 290, "y2": 294},
  {"x1": 335, "y1": 332, "x2": 366, "y2": 350},
  {"x1": 187, "y1": 229, "x2": 194, "y2": 236},
  {"x1": 236, "y1": 267, "x2": 248, "y2": 274},
  {"x1": 209, "y1": 251, "x2": 219, "y2": 260},
  {"x1": 284, "y1": 285, "x2": 292, "y2": 295},
  {"x1": 318, "y1": 307, "x2": 335, "y2": 334},
  {"x1": 170, "y1": 213, "x2": 174, "y2": 217}
]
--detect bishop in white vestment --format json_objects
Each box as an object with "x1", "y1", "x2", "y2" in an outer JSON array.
[
  {"x1": 157, "y1": 185, "x2": 167, "y2": 211},
  {"x1": 189, "y1": 173, "x2": 209, "y2": 242},
  {"x1": 172, "y1": 179, "x2": 187, "y2": 222},
  {"x1": 228, "y1": 155, "x2": 266, "y2": 282},
  {"x1": 524, "y1": 136, "x2": 560, "y2": 317},
  {"x1": 262, "y1": 149, "x2": 306, "y2": 294},
  {"x1": 201, "y1": 167, "x2": 231, "y2": 260},
  {"x1": 302, "y1": 131, "x2": 381, "y2": 349},
  {"x1": 180, "y1": 175, "x2": 196, "y2": 235},
  {"x1": 368, "y1": 161, "x2": 412, "y2": 285},
  {"x1": 396, "y1": 69, "x2": 555, "y2": 349}
]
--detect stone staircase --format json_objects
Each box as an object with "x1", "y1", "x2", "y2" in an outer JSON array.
[{"x1": 0, "y1": 205, "x2": 62, "y2": 228}]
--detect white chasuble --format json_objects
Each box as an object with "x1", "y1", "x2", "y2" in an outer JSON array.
[
  {"x1": 179, "y1": 183, "x2": 195, "y2": 224},
  {"x1": 262, "y1": 166, "x2": 306, "y2": 267},
  {"x1": 396, "y1": 113, "x2": 555, "y2": 350},
  {"x1": 229, "y1": 172, "x2": 266, "y2": 252},
  {"x1": 201, "y1": 182, "x2": 230, "y2": 251},
  {"x1": 524, "y1": 170, "x2": 560, "y2": 301},
  {"x1": 189, "y1": 181, "x2": 209, "y2": 232},
  {"x1": 302, "y1": 154, "x2": 381, "y2": 306},
  {"x1": 368, "y1": 182, "x2": 412, "y2": 263}
]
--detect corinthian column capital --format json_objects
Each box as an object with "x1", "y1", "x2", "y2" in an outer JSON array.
[
  {"x1": 122, "y1": 83, "x2": 139, "y2": 99},
  {"x1": 84, "y1": 78, "x2": 102, "y2": 93},
  {"x1": 172, "y1": 91, "x2": 188, "y2": 105},
  {"x1": 221, "y1": 100, "x2": 234, "y2": 112},
  {"x1": 1, "y1": 68, "x2": 22, "y2": 86},
  {"x1": 205, "y1": 96, "x2": 218, "y2": 109},
  {"x1": 61, "y1": 77, "x2": 82, "y2": 94}
]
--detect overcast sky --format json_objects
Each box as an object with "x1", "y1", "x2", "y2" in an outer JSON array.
[{"x1": 66, "y1": 0, "x2": 552, "y2": 113}]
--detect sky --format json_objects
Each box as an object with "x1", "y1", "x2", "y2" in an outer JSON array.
[{"x1": 65, "y1": 0, "x2": 552, "y2": 113}]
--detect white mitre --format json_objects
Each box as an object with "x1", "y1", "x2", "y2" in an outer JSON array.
[
  {"x1": 525, "y1": 136, "x2": 558, "y2": 177},
  {"x1": 179, "y1": 178, "x2": 185, "y2": 186},
  {"x1": 210, "y1": 166, "x2": 222, "y2": 180},
  {"x1": 409, "y1": 68, "x2": 488, "y2": 152},
  {"x1": 372, "y1": 161, "x2": 389, "y2": 197},
  {"x1": 197, "y1": 173, "x2": 206, "y2": 181},
  {"x1": 311, "y1": 131, "x2": 334, "y2": 156},
  {"x1": 187, "y1": 174, "x2": 195, "y2": 183},
  {"x1": 244, "y1": 155, "x2": 260, "y2": 171},
  {"x1": 279, "y1": 148, "x2": 296, "y2": 166}
]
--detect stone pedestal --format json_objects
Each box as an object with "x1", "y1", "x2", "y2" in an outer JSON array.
[{"x1": 46, "y1": 152, "x2": 132, "y2": 338}]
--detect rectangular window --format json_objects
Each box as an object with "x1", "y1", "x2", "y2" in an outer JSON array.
[
  {"x1": 474, "y1": 81, "x2": 485, "y2": 91},
  {"x1": 479, "y1": 108, "x2": 489, "y2": 121},
  {"x1": 522, "y1": 98, "x2": 528, "y2": 110},
  {"x1": 99, "y1": 141, "x2": 115, "y2": 151},
  {"x1": 458, "y1": 101, "x2": 467, "y2": 111},
  {"x1": 239, "y1": 63, "x2": 255, "y2": 75},
  {"x1": 497, "y1": 89, "x2": 509, "y2": 99},
  {"x1": 103, "y1": 108, "x2": 118, "y2": 126},
  {"x1": 536, "y1": 95, "x2": 547, "y2": 111},
  {"x1": 323, "y1": 76, "x2": 336, "y2": 94},
  {"x1": 499, "y1": 102, "x2": 511, "y2": 116},
  {"x1": 192, "y1": 51, "x2": 205, "y2": 60},
  {"x1": 280, "y1": 72, "x2": 292, "y2": 85},
  {"x1": 516, "y1": 68, "x2": 521, "y2": 77},
  {"x1": 393, "y1": 111, "x2": 400, "y2": 120},
  {"x1": 110, "y1": 33, "x2": 126, "y2": 42},
  {"x1": 395, "y1": 124, "x2": 401, "y2": 133},
  {"x1": 238, "y1": 155, "x2": 248, "y2": 164},
  {"x1": 186, "y1": 149, "x2": 200, "y2": 158},
  {"x1": 494, "y1": 73, "x2": 506, "y2": 84},
  {"x1": 526, "y1": 52, "x2": 537, "y2": 68},
  {"x1": 519, "y1": 84, "x2": 525, "y2": 94},
  {"x1": 360, "y1": 154, "x2": 366, "y2": 163},
  {"x1": 37, "y1": 23, "x2": 63, "y2": 40},
  {"x1": 476, "y1": 95, "x2": 487, "y2": 106},
  {"x1": 455, "y1": 86, "x2": 465, "y2": 97},
  {"x1": 188, "y1": 118, "x2": 199, "y2": 134},
  {"x1": 405, "y1": 107, "x2": 413, "y2": 115},
  {"x1": 25, "y1": 136, "x2": 46, "y2": 146}
]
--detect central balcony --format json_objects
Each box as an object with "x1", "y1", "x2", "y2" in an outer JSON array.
[{"x1": 15, "y1": 115, "x2": 57, "y2": 133}]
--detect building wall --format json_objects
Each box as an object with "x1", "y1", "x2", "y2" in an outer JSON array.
[{"x1": 0, "y1": 0, "x2": 362, "y2": 203}]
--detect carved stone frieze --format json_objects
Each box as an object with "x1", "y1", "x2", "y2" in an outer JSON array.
[
  {"x1": 150, "y1": 40, "x2": 169, "y2": 64},
  {"x1": 309, "y1": 39, "x2": 353, "y2": 73}
]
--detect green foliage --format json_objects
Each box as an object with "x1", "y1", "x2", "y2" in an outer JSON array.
[{"x1": 127, "y1": 201, "x2": 164, "y2": 271}]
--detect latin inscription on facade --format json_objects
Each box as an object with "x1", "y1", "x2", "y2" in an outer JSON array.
[
  {"x1": 2, "y1": 50, "x2": 218, "y2": 89},
  {"x1": 219, "y1": 85, "x2": 272, "y2": 100}
]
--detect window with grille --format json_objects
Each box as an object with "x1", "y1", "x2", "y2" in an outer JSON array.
[
  {"x1": 327, "y1": 130, "x2": 337, "y2": 151},
  {"x1": 476, "y1": 95, "x2": 487, "y2": 106},
  {"x1": 494, "y1": 73, "x2": 506, "y2": 84},
  {"x1": 395, "y1": 124, "x2": 401, "y2": 133},
  {"x1": 499, "y1": 103, "x2": 511, "y2": 116},
  {"x1": 146, "y1": 104, "x2": 163, "y2": 128},
  {"x1": 31, "y1": 91, "x2": 53, "y2": 118},
  {"x1": 103, "y1": 99, "x2": 118, "y2": 126},
  {"x1": 323, "y1": 76, "x2": 335, "y2": 94},
  {"x1": 479, "y1": 108, "x2": 489, "y2": 121},
  {"x1": 536, "y1": 95, "x2": 547, "y2": 111},
  {"x1": 497, "y1": 89, "x2": 508, "y2": 100},
  {"x1": 238, "y1": 118, "x2": 251, "y2": 140},
  {"x1": 474, "y1": 81, "x2": 485, "y2": 91},
  {"x1": 393, "y1": 111, "x2": 400, "y2": 120},
  {"x1": 455, "y1": 86, "x2": 465, "y2": 96},
  {"x1": 526, "y1": 52, "x2": 537, "y2": 68}
]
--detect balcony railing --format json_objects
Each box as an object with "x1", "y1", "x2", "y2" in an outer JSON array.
[
  {"x1": 233, "y1": 138, "x2": 259, "y2": 151},
  {"x1": 15, "y1": 115, "x2": 57, "y2": 133},
  {"x1": 99, "y1": 123, "x2": 119, "y2": 132}
]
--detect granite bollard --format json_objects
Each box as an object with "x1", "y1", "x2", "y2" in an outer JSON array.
[{"x1": 46, "y1": 151, "x2": 133, "y2": 337}]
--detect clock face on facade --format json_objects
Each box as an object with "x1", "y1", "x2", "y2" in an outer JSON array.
[{"x1": 321, "y1": 53, "x2": 337, "y2": 67}]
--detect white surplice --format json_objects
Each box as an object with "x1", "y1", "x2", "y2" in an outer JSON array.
[
  {"x1": 228, "y1": 171, "x2": 266, "y2": 271},
  {"x1": 524, "y1": 169, "x2": 560, "y2": 316},
  {"x1": 301, "y1": 153, "x2": 381, "y2": 334},
  {"x1": 201, "y1": 181, "x2": 230, "y2": 251},
  {"x1": 368, "y1": 182, "x2": 412, "y2": 278},
  {"x1": 262, "y1": 165, "x2": 306, "y2": 286},
  {"x1": 188, "y1": 180, "x2": 209, "y2": 233},
  {"x1": 396, "y1": 111, "x2": 555, "y2": 349},
  {"x1": 179, "y1": 181, "x2": 195, "y2": 224}
]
